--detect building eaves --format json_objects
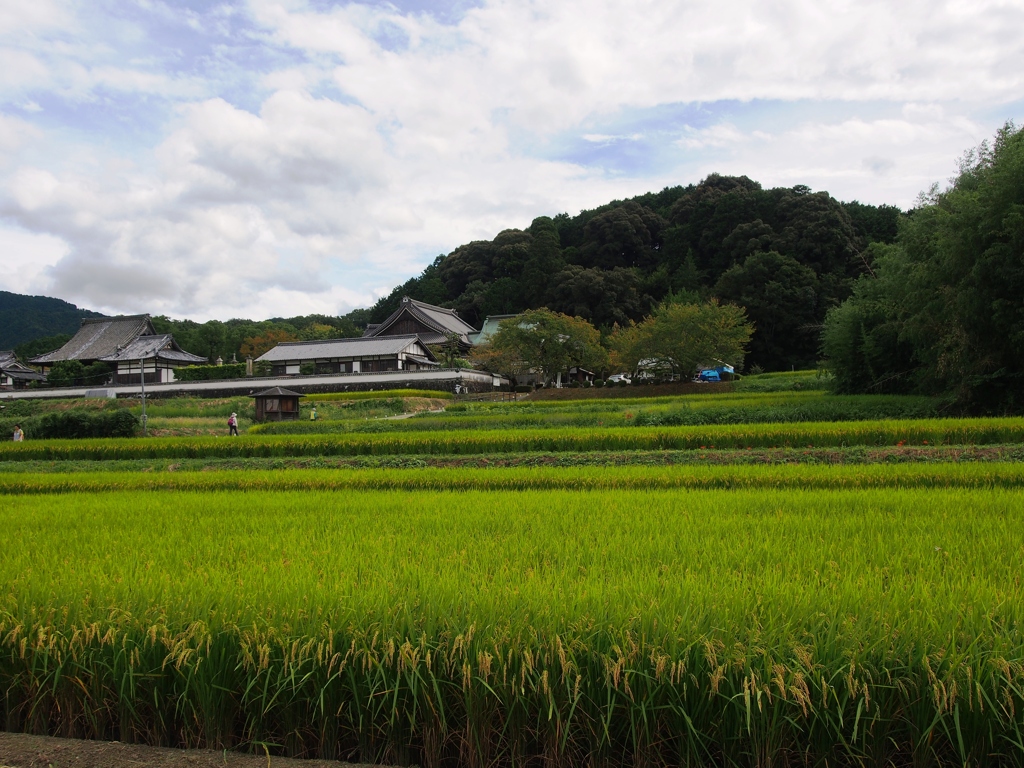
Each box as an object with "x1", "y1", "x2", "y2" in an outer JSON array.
[
  {"x1": 256, "y1": 335, "x2": 427, "y2": 362},
  {"x1": 98, "y1": 334, "x2": 207, "y2": 364}
]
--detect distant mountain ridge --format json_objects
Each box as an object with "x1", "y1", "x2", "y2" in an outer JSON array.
[{"x1": 0, "y1": 291, "x2": 105, "y2": 349}]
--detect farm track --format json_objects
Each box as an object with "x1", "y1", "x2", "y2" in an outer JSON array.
[{"x1": 0, "y1": 731, "x2": 371, "y2": 768}]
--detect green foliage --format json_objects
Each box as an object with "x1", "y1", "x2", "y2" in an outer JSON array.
[
  {"x1": 1, "y1": 481, "x2": 1023, "y2": 762},
  {"x1": 823, "y1": 123, "x2": 1024, "y2": 411},
  {"x1": 0, "y1": 290, "x2": 102, "y2": 349},
  {"x1": 734, "y1": 369, "x2": 831, "y2": 392},
  {"x1": 3, "y1": 417, "x2": 1024, "y2": 461},
  {"x1": 611, "y1": 298, "x2": 752, "y2": 376},
  {"x1": 714, "y1": 251, "x2": 819, "y2": 370},
  {"x1": 5, "y1": 461, "x2": 1024, "y2": 494},
  {"x1": 298, "y1": 362, "x2": 317, "y2": 375},
  {"x1": 14, "y1": 333, "x2": 71, "y2": 361},
  {"x1": 632, "y1": 394, "x2": 941, "y2": 427},
  {"x1": 173, "y1": 363, "x2": 247, "y2": 381},
  {"x1": 45, "y1": 360, "x2": 86, "y2": 388},
  {"x1": 45, "y1": 360, "x2": 112, "y2": 388},
  {"x1": 487, "y1": 309, "x2": 608, "y2": 383},
  {"x1": 4, "y1": 409, "x2": 138, "y2": 440}
]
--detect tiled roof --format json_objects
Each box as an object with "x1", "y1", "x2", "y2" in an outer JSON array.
[
  {"x1": 30, "y1": 315, "x2": 156, "y2": 364},
  {"x1": 470, "y1": 313, "x2": 519, "y2": 345},
  {"x1": 0, "y1": 350, "x2": 45, "y2": 381},
  {"x1": 256, "y1": 335, "x2": 433, "y2": 362},
  {"x1": 99, "y1": 334, "x2": 208, "y2": 364},
  {"x1": 365, "y1": 297, "x2": 477, "y2": 346},
  {"x1": 251, "y1": 387, "x2": 305, "y2": 398}
]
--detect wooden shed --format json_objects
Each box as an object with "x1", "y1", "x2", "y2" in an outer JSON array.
[{"x1": 251, "y1": 387, "x2": 304, "y2": 422}]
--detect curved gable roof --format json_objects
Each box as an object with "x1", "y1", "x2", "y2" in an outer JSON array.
[
  {"x1": 30, "y1": 314, "x2": 157, "y2": 364},
  {"x1": 366, "y1": 297, "x2": 477, "y2": 346}
]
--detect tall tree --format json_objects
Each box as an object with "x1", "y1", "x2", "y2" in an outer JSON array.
[
  {"x1": 822, "y1": 122, "x2": 1024, "y2": 410},
  {"x1": 611, "y1": 299, "x2": 752, "y2": 377},
  {"x1": 485, "y1": 309, "x2": 608, "y2": 384},
  {"x1": 714, "y1": 251, "x2": 819, "y2": 370}
]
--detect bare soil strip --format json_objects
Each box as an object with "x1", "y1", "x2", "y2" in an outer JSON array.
[{"x1": 0, "y1": 732, "x2": 374, "y2": 768}]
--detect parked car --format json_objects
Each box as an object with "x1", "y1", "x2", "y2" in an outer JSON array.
[
  {"x1": 607, "y1": 373, "x2": 632, "y2": 384},
  {"x1": 696, "y1": 369, "x2": 721, "y2": 382}
]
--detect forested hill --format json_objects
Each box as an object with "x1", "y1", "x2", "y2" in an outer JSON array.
[
  {"x1": 369, "y1": 174, "x2": 902, "y2": 371},
  {"x1": 0, "y1": 291, "x2": 104, "y2": 351}
]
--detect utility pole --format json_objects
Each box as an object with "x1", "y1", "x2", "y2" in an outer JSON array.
[{"x1": 139, "y1": 357, "x2": 147, "y2": 437}]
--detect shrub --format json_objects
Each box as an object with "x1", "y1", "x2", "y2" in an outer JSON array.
[
  {"x1": 515, "y1": 385, "x2": 532, "y2": 393},
  {"x1": 594, "y1": 379, "x2": 604, "y2": 388},
  {"x1": 28, "y1": 409, "x2": 138, "y2": 439},
  {"x1": 299, "y1": 362, "x2": 317, "y2": 375},
  {"x1": 174, "y1": 363, "x2": 247, "y2": 382}
]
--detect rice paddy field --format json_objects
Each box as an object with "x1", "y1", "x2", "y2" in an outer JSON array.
[{"x1": 2, "y1": 379, "x2": 1023, "y2": 767}]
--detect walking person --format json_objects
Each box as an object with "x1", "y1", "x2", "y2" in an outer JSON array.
[
  {"x1": 228, "y1": 412, "x2": 239, "y2": 437},
  {"x1": 12, "y1": 424, "x2": 23, "y2": 442}
]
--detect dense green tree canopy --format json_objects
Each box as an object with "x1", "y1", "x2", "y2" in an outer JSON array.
[
  {"x1": 714, "y1": 251, "x2": 819, "y2": 370},
  {"x1": 822, "y1": 122, "x2": 1024, "y2": 411}
]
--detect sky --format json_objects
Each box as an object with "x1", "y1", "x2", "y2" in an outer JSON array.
[{"x1": 0, "y1": 0, "x2": 1022, "y2": 322}]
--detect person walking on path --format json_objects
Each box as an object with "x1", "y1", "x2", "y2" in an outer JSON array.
[
  {"x1": 12, "y1": 424, "x2": 23, "y2": 442},
  {"x1": 228, "y1": 412, "x2": 239, "y2": 437}
]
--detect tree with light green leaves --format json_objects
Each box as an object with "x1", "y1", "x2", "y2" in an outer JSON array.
[
  {"x1": 611, "y1": 299, "x2": 752, "y2": 378},
  {"x1": 485, "y1": 309, "x2": 608, "y2": 384}
]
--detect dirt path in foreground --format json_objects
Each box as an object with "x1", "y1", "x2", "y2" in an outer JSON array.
[{"x1": 0, "y1": 732, "x2": 376, "y2": 768}]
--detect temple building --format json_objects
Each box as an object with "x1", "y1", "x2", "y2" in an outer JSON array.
[
  {"x1": 29, "y1": 314, "x2": 206, "y2": 385},
  {"x1": 0, "y1": 351, "x2": 45, "y2": 389},
  {"x1": 362, "y1": 297, "x2": 478, "y2": 352},
  {"x1": 256, "y1": 335, "x2": 438, "y2": 375}
]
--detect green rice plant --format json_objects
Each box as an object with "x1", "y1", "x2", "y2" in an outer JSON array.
[
  {"x1": 3, "y1": 417, "x2": 1023, "y2": 462},
  {"x1": 249, "y1": 394, "x2": 949, "y2": 435},
  {"x1": 734, "y1": 369, "x2": 832, "y2": 392},
  {"x1": 1, "y1": 486, "x2": 1022, "y2": 764},
  {"x1": 3, "y1": 461, "x2": 1024, "y2": 495}
]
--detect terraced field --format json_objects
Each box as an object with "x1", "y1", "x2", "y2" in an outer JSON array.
[{"x1": 2, "y1": 381, "x2": 1022, "y2": 766}]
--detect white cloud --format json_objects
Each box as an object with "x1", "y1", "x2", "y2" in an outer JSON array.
[
  {"x1": 0, "y1": 0, "x2": 1022, "y2": 318},
  {"x1": 0, "y1": 114, "x2": 42, "y2": 159},
  {"x1": 582, "y1": 133, "x2": 643, "y2": 143},
  {"x1": 0, "y1": 225, "x2": 69, "y2": 295},
  {"x1": 675, "y1": 115, "x2": 987, "y2": 205}
]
